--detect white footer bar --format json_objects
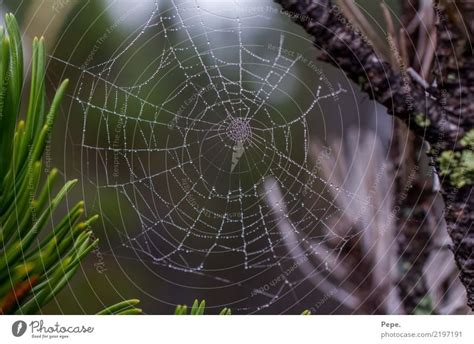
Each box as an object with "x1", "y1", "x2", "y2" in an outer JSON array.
[{"x1": 0, "y1": 315, "x2": 472, "y2": 343}]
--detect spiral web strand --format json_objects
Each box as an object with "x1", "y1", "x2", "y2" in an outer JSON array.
[{"x1": 50, "y1": 0, "x2": 372, "y2": 311}]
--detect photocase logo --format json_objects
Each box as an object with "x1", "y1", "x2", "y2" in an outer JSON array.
[{"x1": 12, "y1": 320, "x2": 27, "y2": 337}]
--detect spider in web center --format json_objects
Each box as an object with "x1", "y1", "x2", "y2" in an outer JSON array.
[
  {"x1": 226, "y1": 117, "x2": 252, "y2": 143},
  {"x1": 226, "y1": 118, "x2": 252, "y2": 173}
]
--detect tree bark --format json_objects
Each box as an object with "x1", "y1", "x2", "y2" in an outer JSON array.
[{"x1": 274, "y1": 0, "x2": 474, "y2": 309}]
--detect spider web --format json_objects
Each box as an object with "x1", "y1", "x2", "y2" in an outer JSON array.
[{"x1": 52, "y1": 0, "x2": 366, "y2": 312}]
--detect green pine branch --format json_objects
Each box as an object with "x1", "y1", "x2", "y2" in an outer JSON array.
[
  {"x1": 174, "y1": 300, "x2": 231, "y2": 315},
  {"x1": 0, "y1": 13, "x2": 140, "y2": 315},
  {"x1": 173, "y1": 299, "x2": 310, "y2": 315}
]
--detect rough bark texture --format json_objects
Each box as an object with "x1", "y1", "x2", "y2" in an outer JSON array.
[
  {"x1": 274, "y1": 0, "x2": 473, "y2": 309},
  {"x1": 433, "y1": 1, "x2": 474, "y2": 309},
  {"x1": 396, "y1": 200, "x2": 435, "y2": 314},
  {"x1": 390, "y1": 121, "x2": 437, "y2": 314}
]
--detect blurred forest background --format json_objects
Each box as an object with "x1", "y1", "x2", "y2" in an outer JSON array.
[{"x1": 1, "y1": 0, "x2": 468, "y2": 314}]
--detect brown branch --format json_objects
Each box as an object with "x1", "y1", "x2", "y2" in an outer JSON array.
[
  {"x1": 274, "y1": 0, "x2": 473, "y2": 309},
  {"x1": 0, "y1": 276, "x2": 38, "y2": 314},
  {"x1": 433, "y1": 0, "x2": 474, "y2": 310},
  {"x1": 389, "y1": 121, "x2": 438, "y2": 314},
  {"x1": 275, "y1": 0, "x2": 461, "y2": 144}
]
